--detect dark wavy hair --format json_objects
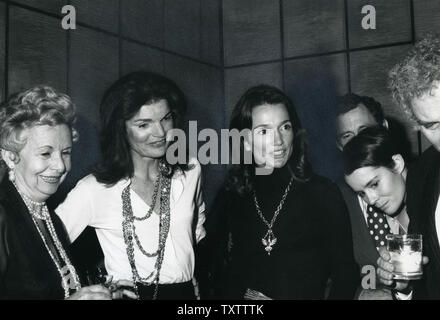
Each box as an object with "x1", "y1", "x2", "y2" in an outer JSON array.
[
  {"x1": 225, "y1": 85, "x2": 312, "y2": 195},
  {"x1": 342, "y1": 126, "x2": 402, "y2": 176},
  {"x1": 93, "y1": 71, "x2": 189, "y2": 185},
  {"x1": 336, "y1": 93, "x2": 385, "y2": 124}
]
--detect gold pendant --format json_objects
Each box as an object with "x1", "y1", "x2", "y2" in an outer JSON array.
[{"x1": 261, "y1": 230, "x2": 277, "y2": 255}]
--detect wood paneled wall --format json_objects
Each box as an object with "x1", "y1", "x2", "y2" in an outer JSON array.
[{"x1": 1, "y1": 0, "x2": 440, "y2": 207}]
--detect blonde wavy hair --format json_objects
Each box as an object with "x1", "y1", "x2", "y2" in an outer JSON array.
[
  {"x1": 0, "y1": 85, "x2": 78, "y2": 164},
  {"x1": 389, "y1": 33, "x2": 440, "y2": 125}
]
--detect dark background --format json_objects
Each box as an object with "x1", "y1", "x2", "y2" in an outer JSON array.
[{"x1": 1, "y1": 0, "x2": 439, "y2": 270}]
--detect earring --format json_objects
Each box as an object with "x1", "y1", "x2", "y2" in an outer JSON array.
[{"x1": 8, "y1": 168, "x2": 15, "y2": 182}]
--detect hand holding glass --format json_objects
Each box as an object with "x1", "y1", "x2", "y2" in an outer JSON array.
[{"x1": 386, "y1": 234, "x2": 423, "y2": 280}]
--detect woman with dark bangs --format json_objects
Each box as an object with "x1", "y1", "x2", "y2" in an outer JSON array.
[
  {"x1": 56, "y1": 71, "x2": 206, "y2": 300},
  {"x1": 342, "y1": 126, "x2": 409, "y2": 300},
  {"x1": 206, "y1": 85, "x2": 359, "y2": 300}
]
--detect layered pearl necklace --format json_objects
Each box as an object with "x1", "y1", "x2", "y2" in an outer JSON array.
[{"x1": 12, "y1": 182, "x2": 81, "y2": 299}]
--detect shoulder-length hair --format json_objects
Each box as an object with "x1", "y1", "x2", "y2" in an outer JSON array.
[
  {"x1": 342, "y1": 126, "x2": 402, "y2": 175},
  {"x1": 93, "y1": 71, "x2": 189, "y2": 185},
  {"x1": 225, "y1": 84, "x2": 312, "y2": 195}
]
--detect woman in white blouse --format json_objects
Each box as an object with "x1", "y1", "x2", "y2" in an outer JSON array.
[{"x1": 56, "y1": 71, "x2": 206, "y2": 300}]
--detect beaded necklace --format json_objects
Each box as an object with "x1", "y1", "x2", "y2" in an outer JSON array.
[
  {"x1": 121, "y1": 160, "x2": 172, "y2": 300},
  {"x1": 12, "y1": 182, "x2": 81, "y2": 299}
]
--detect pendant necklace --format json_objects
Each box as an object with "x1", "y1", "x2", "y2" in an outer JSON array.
[{"x1": 253, "y1": 177, "x2": 294, "y2": 255}]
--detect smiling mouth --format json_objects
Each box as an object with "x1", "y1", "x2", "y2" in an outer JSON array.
[
  {"x1": 40, "y1": 176, "x2": 62, "y2": 184},
  {"x1": 273, "y1": 149, "x2": 286, "y2": 159},
  {"x1": 150, "y1": 139, "x2": 166, "y2": 147}
]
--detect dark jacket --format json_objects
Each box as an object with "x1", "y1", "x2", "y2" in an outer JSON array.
[
  {"x1": 406, "y1": 146, "x2": 440, "y2": 299},
  {"x1": 0, "y1": 178, "x2": 71, "y2": 299},
  {"x1": 338, "y1": 182, "x2": 379, "y2": 270}
]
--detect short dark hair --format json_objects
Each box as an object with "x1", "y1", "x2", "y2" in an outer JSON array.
[
  {"x1": 336, "y1": 93, "x2": 385, "y2": 124},
  {"x1": 342, "y1": 126, "x2": 400, "y2": 176},
  {"x1": 226, "y1": 84, "x2": 312, "y2": 195},
  {"x1": 93, "y1": 71, "x2": 188, "y2": 185}
]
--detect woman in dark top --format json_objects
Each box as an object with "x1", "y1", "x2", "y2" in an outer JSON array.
[
  {"x1": 207, "y1": 85, "x2": 359, "y2": 299},
  {"x1": 0, "y1": 86, "x2": 134, "y2": 299}
]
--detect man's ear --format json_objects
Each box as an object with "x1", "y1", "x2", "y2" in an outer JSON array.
[
  {"x1": 382, "y1": 119, "x2": 389, "y2": 129},
  {"x1": 392, "y1": 154, "x2": 405, "y2": 174}
]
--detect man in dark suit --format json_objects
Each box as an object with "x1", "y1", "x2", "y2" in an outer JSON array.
[
  {"x1": 377, "y1": 33, "x2": 440, "y2": 299},
  {"x1": 335, "y1": 94, "x2": 409, "y2": 299}
]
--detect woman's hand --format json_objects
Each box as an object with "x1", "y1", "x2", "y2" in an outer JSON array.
[
  {"x1": 110, "y1": 279, "x2": 138, "y2": 300},
  {"x1": 376, "y1": 247, "x2": 429, "y2": 291},
  {"x1": 67, "y1": 284, "x2": 112, "y2": 300}
]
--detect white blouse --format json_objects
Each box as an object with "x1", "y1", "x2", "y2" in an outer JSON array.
[{"x1": 56, "y1": 158, "x2": 206, "y2": 283}]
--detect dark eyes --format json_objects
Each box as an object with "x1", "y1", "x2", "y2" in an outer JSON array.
[
  {"x1": 41, "y1": 151, "x2": 71, "y2": 157},
  {"x1": 341, "y1": 133, "x2": 354, "y2": 141}
]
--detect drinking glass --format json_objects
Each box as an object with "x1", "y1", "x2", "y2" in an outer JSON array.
[{"x1": 386, "y1": 234, "x2": 423, "y2": 280}]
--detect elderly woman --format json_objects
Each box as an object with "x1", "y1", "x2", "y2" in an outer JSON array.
[
  {"x1": 342, "y1": 126, "x2": 409, "y2": 300},
  {"x1": 207, "y1": 85, "x2": 359, "y2": 299},
  {"x1": 0, "y1": 86, "x2": 116, "y2": 299},
  {"x1": 56, "y1": 71, "x2": 206, "y2": 300}
]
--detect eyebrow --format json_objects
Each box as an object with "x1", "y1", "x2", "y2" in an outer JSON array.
[
  {"x1": 161, "y1": 111, "x2": 173, "y2": 120},
  {"x1": 339, "y1": 130, "x2": 353, "y2": 138},
  {"x1": 133, "y1": 118, "x2": 153, "y2": 123},
  {"x1": 133, "y1": 111, "x2": 173, "y2": 123},
  {"x1": 253, "y1": 124, "x2": 270, "y2": 130},
  {"x1": 253, "y1": 120, "x2": 291, "y2": 130},
  {"x1": 417, "y1": 119, "x2": 438, "y2": 127},
  {"x1": 36, "y1": 146, "x2": 53, "y2": 150}
]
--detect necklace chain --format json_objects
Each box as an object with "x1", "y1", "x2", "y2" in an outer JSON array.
[
  {"x1": 12, "y1": 182, "x2": 81, "y2": 298},
  {"x1": 253, "y1": 177, "x2": 294, "y2": 255},
  {"x1": 121, "y1": 161, "x2": 172, "y2": 300},
  {"x1": 132, "y1": 173, "x2": 161, "y2": 221}
]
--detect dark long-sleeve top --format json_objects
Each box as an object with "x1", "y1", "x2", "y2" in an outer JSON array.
[
  {"x1": 206, "y1": 166, "x2": 359, "y2": 299},
  {"x1": 0, "y1": 178, "x2": 70, "y2": 299}
]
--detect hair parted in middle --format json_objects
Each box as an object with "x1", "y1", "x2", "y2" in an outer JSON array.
[
  {"x1": 93, "y1": 71, "x2": 189, "y2": 185},
  {"x1": 226, "y1": 84, "x2": 312, "y2": 195}
]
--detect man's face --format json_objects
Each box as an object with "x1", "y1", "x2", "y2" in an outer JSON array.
[
  {"x1": 411, "y1": 82, "x2": 440, "y2": 151},
  {"x1": 336, "y1": 103, "x2": 378, "y2": 149}
]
